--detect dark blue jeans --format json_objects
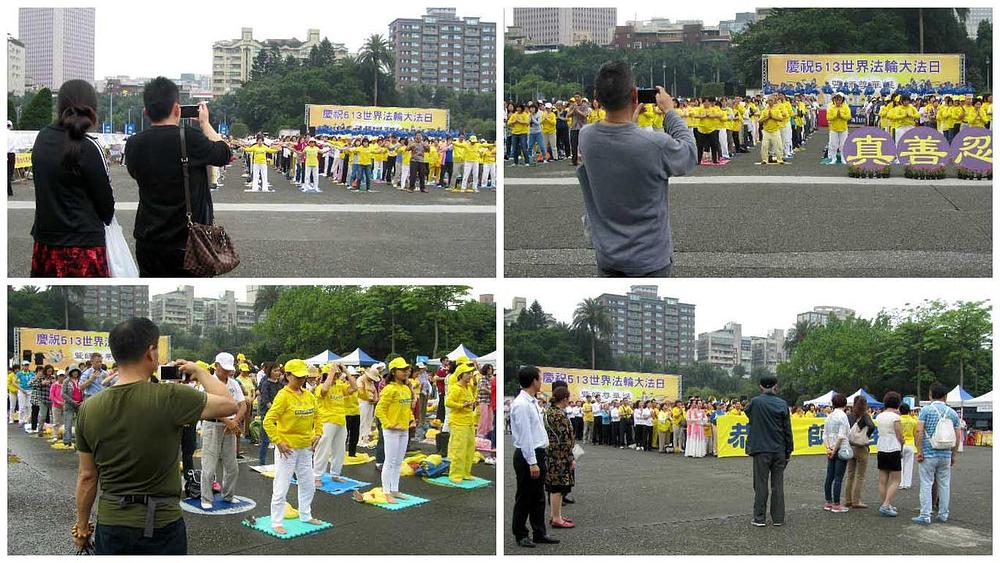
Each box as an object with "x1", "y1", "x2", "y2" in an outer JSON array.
[
  {"x1": 510, "y1": 134, "x2": 529, "y2": 164},
  {"x1": 95, "y1": 517, "x2": 187, "y2": 555},
  {"x1": 824, "y1": 455, "x2": 848, "y2": 503},
  {"x1": 374, "y1": 418, "x2": 385, "y2": 464},
  {"x1": 258, "y1": 426, "x2": 271, "y2": 466}
]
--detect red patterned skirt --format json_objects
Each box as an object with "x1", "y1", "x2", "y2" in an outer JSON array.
[{"x1": 31, "y1": 241, "x2": 109, "y2": 278}]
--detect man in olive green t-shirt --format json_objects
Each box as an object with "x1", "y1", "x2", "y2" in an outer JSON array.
[{"x1": 73, "y1": 318, "x2": 238, "y2": 555}]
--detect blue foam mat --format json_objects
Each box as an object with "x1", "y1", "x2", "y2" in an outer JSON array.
[
  {"x1": 182, "y1": 494, "x2": 254, "y2": 512},
  {"x1": 366, "y1": 493, "x2": 430, "y2": 511},
  {"x1": 290, "y1": 475, "x2": 371, "y2": 495},
  {"x1": 242, "y1": 515, "x2": 332, "y2": 539},
  {"x1": 423, "y1": 475, "x2": 492, "y2": 489}
]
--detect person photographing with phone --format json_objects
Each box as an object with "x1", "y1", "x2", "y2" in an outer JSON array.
[
  {"x1": 125, "y1": 77, "x2": 232, "y2": 277},
  {"x1": 71, "y1": 318, "x2": 238, "y2": 555},
  {"x1": 577, "y1": 60, "x2": 698, "y2": 278}
]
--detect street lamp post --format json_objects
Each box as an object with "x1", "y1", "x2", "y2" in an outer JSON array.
[
  {"x1": 662, "y1": 63, "x2": 666, "y2": 90},
  {"x1": 109, "y1": 89, "x2": 113, "y2": 133}
]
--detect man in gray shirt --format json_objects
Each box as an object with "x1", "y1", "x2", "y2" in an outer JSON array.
[
  {"x1": 409, "y1": 132, "x2": 428, "y2": 193},
  {"x1": 569, "y1": 96, "x2": 591, "y2": 166},
  {"x1": 578, "y1": 60, "x2": 698, "y2": 277}
]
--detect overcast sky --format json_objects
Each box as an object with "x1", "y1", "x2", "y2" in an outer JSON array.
[
  {"x1": 9, "y1": 1, "x2": 495, "y2": 78},
  {"x1": 504, "y1": 279, "x2": 993, "y2": 337}
]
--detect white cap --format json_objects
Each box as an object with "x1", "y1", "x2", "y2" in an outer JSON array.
[
  {"x1": 214, "y1": 352, "x2": 236, "y2": 372},
  {"x1": 21, "y1": 360, "x2": 29, "y2": 365},
  {"x1": 373, "y1": 362, "x2": 386, "y2": 371},
  {"x1": 545, "y1": 102, "x2": 553, "y2": 109},
  {"x1": 416, "y1": 362, "x2": 427, "y2": 369},
  {"x1": 347, "y1": 366, "x2": 358, "y2": 375}
]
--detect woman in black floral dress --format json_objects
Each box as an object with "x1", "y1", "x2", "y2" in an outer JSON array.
[{"x1": 545, "y1": 386, "x2": 576, "y2": 528}]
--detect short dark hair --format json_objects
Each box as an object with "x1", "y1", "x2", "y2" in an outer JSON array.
[
  {"x1": 109, "y1": 318, "x2": 160, "y2": 365},
  {"x1": 831, "y1": 393, "x2": 847, "y2": 408},
  {"x1": 883, "y1": 391, "x2": 901, "y2": 409},
  {"x1": 929, "y1": 382, "x2": 948, "y2": 400},
  {"x1": 899, "y1": 403, "x2": 911, "y2": 415},
  {"x1": 758, "y1": 375, "x2": 778, "y2": 389},
  {"x1": 518, "y1": 365, "x2": 541, "y2": 389},
  {"x1": 594, "y1": 60, "x2": 634, "y2": 112},
  {"x1": 550, "y1": 386, "x2": 570, "y2": 405},
  {"x1": 439, "y1": 356, "x2": 449, "y2": 363},
  {"x1": 143, "y1": 76, "x2": 180, "y2": 122},
  {"x1": 552, "y1": 380, "x2": 568, "y2": 391}
]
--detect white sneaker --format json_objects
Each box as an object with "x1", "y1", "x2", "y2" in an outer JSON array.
[{"x1": 201, "y1": 501, "x2": 213, "y2": 510}]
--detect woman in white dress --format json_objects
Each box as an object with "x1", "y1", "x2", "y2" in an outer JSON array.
[{"x1": 684, "y1": 399, "x2": 708, "y2": 458}]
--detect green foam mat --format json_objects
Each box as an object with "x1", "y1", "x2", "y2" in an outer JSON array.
[
  {"x1": 367, "y1": 494, "x2": 430, "y2": 511},
  {"x1": 241, "y1": 515, "x2": 332, "y2": 539},
  {"x1": 423, "y1": 475, "x2": 492, "y2": 489}
]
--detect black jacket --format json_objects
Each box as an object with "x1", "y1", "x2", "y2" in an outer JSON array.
[
  {"x1": 745, "y1": 391, "x2": 794, "y2": 457},
  {"x1": 125, "y1": 124, "x2": 231, "y2": 247},
  {"x1": 30, "y1": 125, "x2": 115, "y2": 246}
]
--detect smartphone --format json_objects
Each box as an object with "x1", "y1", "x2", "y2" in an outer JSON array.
[
  {"x1": 158, "y1": 365, "x2": 181, "y2": 380},
  {"x1": 180, "y1": 105, "x2": 200, "y2": 119},
  {"x1": 637, "y1": 88, "x2": 658, "y2": 104}
]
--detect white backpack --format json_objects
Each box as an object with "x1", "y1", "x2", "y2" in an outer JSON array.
[{"x1": 928, "y1": 404, "x2": 957, "y2": 450}]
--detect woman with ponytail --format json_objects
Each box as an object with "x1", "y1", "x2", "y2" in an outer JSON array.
[{"x1": 29, "y1": 79, "x2": 115, "y2": 277}]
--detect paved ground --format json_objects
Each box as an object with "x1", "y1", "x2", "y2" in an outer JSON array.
[
  {"x1": 502, "y1": 435, "x2": 992, "y2": 555},
  {"x1": 8, "y1": 162, "x2": 496, "y2": 277},
  {"x1": 7, "y1": 423, "x2": 495, "y2": 555},
  {"x1": 504, "y1": 129, "x2": 992, "y2": 277}
]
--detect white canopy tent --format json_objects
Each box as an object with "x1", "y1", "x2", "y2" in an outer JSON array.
[
  {"x1": 803, "y1": 390, "x2": 836, "y2": 406},
  {"x1": 964, "y1": 390, "x2": 993, "y2": 412},
  {"x1": 446, "y1": 344, "x2": 478, "y2": 361},
  {"x1": 477, "y1": 351, "x2": 497, "y2": 365},
  {"x1": 303, "y1": 350, "x2": 341, "y2": 365}
]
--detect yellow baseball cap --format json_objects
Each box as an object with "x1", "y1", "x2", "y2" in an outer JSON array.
[
  {"x1": 238, "y1": 363, "x2": 250, "y2": 372},
  {"x1": 387, "y1": 357, "x2": 410, "y2": 371},
  {"x1": 454, "y1": 363, "x2": 475, "y2": 378},
  {"x1": 237, "y1": 353, "x2": 246, "y2": 361},
  {"x1": 196, "y1": 360, "x2": 210, "y2": 371},
  {"x1": 284, "y1": 359, "x2": 310, "y2": 378},
  {"x1": 456, "y1": 355, "x2": 470, "y2": 365},
  {"x1": 470, "y1": 135, "x2": 478, "y2": 142},
  {"x1": 321, "y1": 364, "x2": 331, "y2": 375}
]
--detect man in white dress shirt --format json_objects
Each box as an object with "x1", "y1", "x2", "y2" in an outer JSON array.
[{"x1": 509, "y1": 366, "x2": 559, "y2": 548}]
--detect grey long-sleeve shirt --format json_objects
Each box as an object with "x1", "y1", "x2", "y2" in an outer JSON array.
[{"x1": 577, "y1": 109, "x2": 697, "y2": 274}]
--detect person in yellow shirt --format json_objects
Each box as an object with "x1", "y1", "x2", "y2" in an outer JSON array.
[
  {"x1": 652, "y1": 104, "x2": 666, "y2": 132},
  {"x1": 243, "y1": 136, "x2": 279, "y2": 192},
  {"x1": 826, "y1": 92, "x2": 852, "y2": 164},
  {"x1": 298, "y1": 138, "x2": 327, "y2": 193},
  {"x1": 697, "y1": 98, "x2": 725, "y2": 164},
  {"x1": 426, "y1": 141, "x2": 440, "y2": 184},
  {"x1": 759, "y1": 95, "x2": 788, "y2": 165},
  {"x1": 684, "y1": 99, "x2": 703, "y2": 133},
  {"x1": 581, "y1": 398, "x2": 594, "y2": 442},
  {"x1": 7, "y1": 368, "x2": 19, "y2": 423},
  {"x1": 963, "y1": 98, "x2": 988, "y2": 128},
  {"x1": 479, "y1": 142, "x2": 497, "y2": 190},
  {"x1": 724, "y1": 100, "x2": 741, "y2": 157},
  {"x1": 445, "y1": 363, "x2": 477, "y2": 483},
  {"x1": 890, "y1": 95, "x2": 920, "y2": 142},
  {"x1": 878, "y1": 98, "x2": 896, "y2": 134},
  {"x1": 541, "y1": 104, "x2": 558, "y2": 161},
  {"x1": 451, "y1": 135, "x2": 481, "y2": 193},
  {"x1": 671, "y1": 401, "x2": 686, "y2": 453},
  {"x1": 344, "y1": 365, "x2": 364, "y2": 456},
  {"x1": 374, "y1": 357, "x2": 416, "y2": 502},
  {"x1": 937, "y1": 97, "x2": 958, "y2": 141},
  {"x1": 262, "y1": 358, "x2": 323, "y2": 534},
  {"x1": 313, "y1": 363, "x2": 357, "y2": 485},
  {"x1": 898, "y1": 403, "x2": 917, "y2": 490},
  {"x1": 636, "y1": 103, "x2": 657, "y2": 130},
  {"x1": 507, "y1": 103, "x2": 531, "y2": 165},
  {"x1": 393, "y1": 139, "x2": 411, "y2": 191}
]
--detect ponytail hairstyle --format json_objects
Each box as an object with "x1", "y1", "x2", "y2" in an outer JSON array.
[{"x1": 56, "y1": 79, "x2": 99, "y2": 175}]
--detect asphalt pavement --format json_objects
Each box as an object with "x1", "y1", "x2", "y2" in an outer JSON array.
[
  {"x1": 7, "y1": 422, "x2": 495, "y2": 555},
  {"x1": 504, "y1": 129, "x2": 992, "y2": 277},
  {"x1": 7, "y1": 162, "x2": 496, "y2": 277},
  {"x1": 502, "y1": 434, "x2": 992, "y2": 555}
]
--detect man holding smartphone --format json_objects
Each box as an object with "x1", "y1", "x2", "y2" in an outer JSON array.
[
  {"x1": 577, "y1": 60, "x2": 698, "y2": 277},
  {"x1": 72, "y1": 318, "x2": 238, "y2": 555},
  {"x1": 125, "y1": 77, "x2": 232, "y2": 277}
]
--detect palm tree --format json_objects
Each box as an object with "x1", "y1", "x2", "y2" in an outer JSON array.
[
  {"x1": 784, "y1": 319, "x2": 815, "y2": 355},
  {"x1": 571, "y1": 298, "x2": 612, "y2": 369},
  {"x1": 358, "y1": 34, "x2": 394, "y2": 106},
  {"x1": 61, "y1": 286, "x2": 86, "y2": 329},
  {"x1": 253, "y1": 286, "x2": 282, "y2": 317}
]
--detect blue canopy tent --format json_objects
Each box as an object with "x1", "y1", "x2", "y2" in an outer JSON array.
[
  {"x1": 339, "y1": 347, "x2": 379, "y2": 367},
  {"x1": 303, "y1": 350, "x2": 341, "y2": 365},
  {"x1": 848, "y1": 388, "x2": 884, "y2": 409}
]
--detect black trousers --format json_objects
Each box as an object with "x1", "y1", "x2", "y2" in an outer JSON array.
[
  {"x1": 7, "y1": 152, "x2": 14, "y2": 196},
  {"x1": 634, "y1": 425, "x2": 646, "y2": 450},
  {"x1": 556, "y1": 127, "x2": 570, "y2": 158},
  {"x1": 30, "y1": 405, "x2": 40, "y2": 431},
  {"x1": 571, "y1": 417, "x2": 583, "y2": 440},
  {"x1": 752, "y1": 452, "x2": 787, "y2": 524},
  {"x1": 383, "y1": 157, "x2": 395, "y2": 183},
  {"x1": 570, "y1": 129, "x2": 581, "y2": 165},
  {"x1": 136, "y1": 240, "x2": 192, "y2": 278},
  {"x1": 440, "y1": 161, "x2": 453, "y2": 185},
  {"x1": 409, "y1": 161, "x2": 427, "y2": 191},
  {"x1": 340, "y1": 156, "x2": 350, "y2": 184},
  {"x1": 624, "y1": 417, "x2": 633, "y2": 445},
  {"x1": 95, "y1": 517, "x2": 187, "y2": 555},
  {"x1": 512, "y1": 448, "x2": 547, "y2": 541},
  {"x1": 697, "y1": 130, "x2": 721, "y2": 163},
  {"x1": 346, "y1": 414, "x2": 360, "y2": 457},
  {"x1": 181, "y1": 424, "x2": 197, "y2": 475}
]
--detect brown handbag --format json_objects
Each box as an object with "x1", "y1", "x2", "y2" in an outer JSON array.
[{"x1": 179, "y1": 127, "x2": 239, "y2": 276}]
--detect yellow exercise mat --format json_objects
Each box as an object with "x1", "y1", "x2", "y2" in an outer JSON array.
[
  {"x1": 425, "y1": 428, "x2": 440, "y2": 440},
  {"x1": 51, "y1": 442, "x2": 75, "y2": 450},
  {"x1": 344, "y1": 453, "x2": 375, "y2": 465}
]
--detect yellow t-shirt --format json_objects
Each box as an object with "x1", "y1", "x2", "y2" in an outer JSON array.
[
  {"x1": 587, "y1": 108, "x2": 607, "y2": 124},
  {"x1": 582, "y1": 402, "x2": 593, "y2": 422},
  {"x1": 374, "y1": 381, "x2": 414, "y2": 429},
  {"x1": 263, "y1": 387, "x2": 321, "y2": 449},
  {"x1": 900, "y1": 414, "x2": 918, "y2": 446},
  {"x1": 636, "y1": 104, "x2": 656, "y2": 128},
  {"x1": 344, "y1": 387, "x2": 361, "y2": 416},
  {"x1": 457, "y1": 142, "x2": 481, "y2": 163},
  {"x1": 445, "y1": 383, "x2": 476, "y2": 426},
  {"x1": 314, "y1": 380, "x2": 348, "y2": 427},
  {"x1": 508, "y1": 112, "x2": 530, "y2": 135},
  {"x1": 244, "y1": 144, "x2": 277, "y2": 164},
  {"x1": 303, "y1": 146, "x2": 321, "y2": 167},
  {"x1": 671, "y1": 406, "x2": 685, "y2": 425},
  {"x1": 685, "y1": 106, "x2": 703, "y2": 128},
  {"x1": 541, "y1": 112, "x2": 557, "y2": 135},
  {"x1": 697, "y1": 107, "x2": 725, "y2": 134},
  {"x1": 827, "y1": 104, "x2": 852, "y2": 133},
  {"x1": 890, "y1": 104, "x2": 919, "y2": 128},
  {"x1": 760, "y1": 106, "x2": 788, "y2": 133},
  {"x1": 6, "y1": 372, "x2": 18, "y2": 394}
]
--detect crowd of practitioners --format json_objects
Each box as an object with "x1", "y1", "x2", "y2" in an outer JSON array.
[
  {"x1": 8, "y1": 319, "x2": 497, "y2": 554},
  {"x1": 508, "y1": 367, "x2": 967, "y2": 546},
  {"x1": 503, "y1": 93, "x2": 820, "y2": 168},
  {"x1": 234, "y1": 132, "x2": 496, "y2": 194}
]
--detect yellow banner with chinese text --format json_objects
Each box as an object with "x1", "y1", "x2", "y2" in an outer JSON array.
[
  {"x1": 538, "y1": 366, "x2": 680, "y2": 402},
  {"x1": 16, "y1": 328, "x2": 171, "y2": 368},
  {"x1": 715, "y1": 414, "x2": 877, "y2": 458},
  {"x1": 14, "y1": 152, "x2": 32, "y2": 168},
  {"x1": 307, "y1": 104, "x2": 450, "y2": 130},
  {"x1": 766, "y1": 54, "x2": 963, "y2": 89}
]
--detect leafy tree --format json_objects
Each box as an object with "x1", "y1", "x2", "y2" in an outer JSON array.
[
  {"x1": 357, "y1": 34, "x2": 394, "y2": 106},
  {"x1": 7, "y1": 98, "x2": 17, "y2": 128},
  {"x1": 939, "y1": 301, "x2": 992, "y2": 395},
  {"x1": 253, "y1": 286, "x2": 283, "y2": 316},
  {"x1": 571, "y1": 298, "x2": 612, "y2": 369},
  {"x1": 18, "y1": 88, "x2": 53, "y2": 130}
]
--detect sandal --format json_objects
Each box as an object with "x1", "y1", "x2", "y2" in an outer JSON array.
[{"x1": 550, "y1": 519, "x2": 575, "y2": 528}]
